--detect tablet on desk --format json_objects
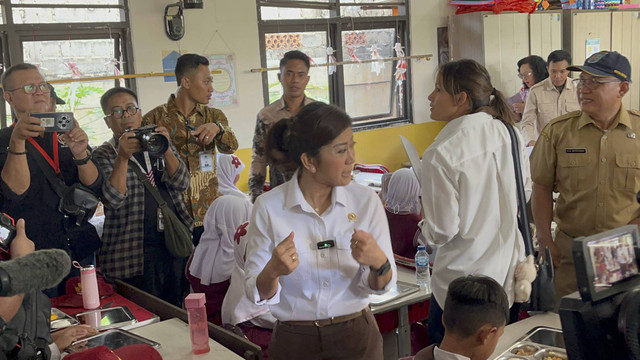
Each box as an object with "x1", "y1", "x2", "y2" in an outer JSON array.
[
  {"x1": 75, "y1": 306, "x2": 137, "y2": 331},
  {"x1": 66, "y1": 328, "x2": 160, "y2": 353}
]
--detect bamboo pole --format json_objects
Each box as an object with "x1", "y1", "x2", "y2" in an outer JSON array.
[
  {"x1": 46, "y1": 69, "x2": 222, "y2": 85},
  {"x1": 250, "y1": 53, "x2": 432, "y2": 73}
]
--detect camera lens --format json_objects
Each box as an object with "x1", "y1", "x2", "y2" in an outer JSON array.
[{"x1": 144, "y1": 133, "x2": 169, "y2": 157}]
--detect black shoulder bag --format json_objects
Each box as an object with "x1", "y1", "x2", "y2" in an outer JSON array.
[
  {"x1": 502, "y1": 121, "x2": 556, "y2": 312},
  {"x1": 26, "y1": 142, "x2": 101, "y2": 261},
  {"x1": 129, "y1": 161, "x2": 193, "y2": 258}
]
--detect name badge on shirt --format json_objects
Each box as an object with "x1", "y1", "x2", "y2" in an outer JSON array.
[
  {"x1": 566, "y1": 148, "x2": 586, "y2": 153},
  {"x1": 199, "y1": 151, "x2": 214, "y2": 172},
  {"x1": 157, "y1": 208, "x2": 165, "y2": 232}
]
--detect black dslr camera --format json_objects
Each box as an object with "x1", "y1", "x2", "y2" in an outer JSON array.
[{"x1": 128, "y1": 125, "x2": 169, "y2": 158}]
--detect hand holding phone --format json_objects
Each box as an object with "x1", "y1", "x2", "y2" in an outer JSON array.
[
  {"x1": 30, "y1": 112, "x2": 75, "y2": 132},
  {"x1": 0, "y1": 213, "x2": 16, "y2": 259}
]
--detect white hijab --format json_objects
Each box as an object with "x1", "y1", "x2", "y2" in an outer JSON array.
[
  {"x1": 384, "y1": 168, "x2": 421, "y2": 215},
  {"x1": 189, "y1": 195, "x2": 252, "y2": 285},
  {"x1": 216, "y1": 153, "x2": 249, "y2": 201}
]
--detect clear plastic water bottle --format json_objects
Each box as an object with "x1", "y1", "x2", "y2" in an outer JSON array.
[{"x1": 415, "y1": 245, "x2": 431, "y2": 293}]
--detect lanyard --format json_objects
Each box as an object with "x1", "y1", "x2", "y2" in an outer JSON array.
[
  {"x1": 27, "y1": 132, "x2": 60, "y2": 174},
  {"x1": 109, "y1": 138, "x2": 157, "y2": 187}
]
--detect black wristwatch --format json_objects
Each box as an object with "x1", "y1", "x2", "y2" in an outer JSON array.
[
  {"x1": 73, "y1": 148, "x2": 93, "y2": 166},
  {"x1": 371, "y1": 259, "x2": 391, "y2": 277}
]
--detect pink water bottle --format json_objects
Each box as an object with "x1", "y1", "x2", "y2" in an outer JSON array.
[
  {"x1": 185, "y1": 293, "x2": 210, "y2": 354},
  {"x1": 79, "y1": 264, "x2": 100, "y2": 309}
]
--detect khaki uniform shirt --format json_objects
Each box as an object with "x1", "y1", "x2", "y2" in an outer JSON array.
[
  {"x1": 530, "y1": 106, "x2": 640, "y2": 238},
  {"x1": 521, "y1": 77, "x2": 580, "y2": 144},
  {"x1": 143, "y1": 94, "x2": 239, "y2": 227},
  {"x1": 248, "y1": 96, "x2": 314, "y2": 202}
]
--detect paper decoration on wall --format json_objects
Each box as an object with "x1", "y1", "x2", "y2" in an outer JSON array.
[
  {"x1": 326, "y1": 46, "x2": 337, "y2": 75},
  {"x1": 162, "y1": 50, "x2": 184, "y2": 83},
  {"x1": 347, "y1": 48, "x2": 361, "y2": 64},
  {"x1": 394, "y1": 42, "x2": 408, "y2": 113},
  {"x1": 586, "y1": 39, "x2": 600, "y2": 58},
  {"x1": 207, "y1": 54, "x2": 238, "y2": 107},
  {"x1": 370, "y1": 44, "x2": 385, "y2": 76}
]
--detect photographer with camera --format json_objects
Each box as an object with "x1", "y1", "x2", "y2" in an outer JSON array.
[
  {"x1": 0, "y1": 63, "x2": 103, "y2": 297},
  {"x1": 92, "y1": 87, "x2": 193, "y2": 307}
]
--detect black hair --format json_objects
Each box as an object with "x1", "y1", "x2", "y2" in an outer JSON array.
[
  {"x1": 547, "y1": 50, "x2": 572, "y2": 65},
  {"x1": 1, "y1": 63, "x2": 41, "y2": 91},
  {"x1": 175, "y1": 53, "x2": 209, "y2": 86},
  {"x1": 442, "y1": 275, "x2": 509, "y2": 338},
  {"x1": 438, "y1": 59, "x2": 516, "y2": 125},
  {"x1": 517, "y1": 55, "x2": 549, "y2": 88},
  {"x1": 279, "y1": 50, "x2": 311, "y2": 71},
  {"x1": 266, "y1": 102, "x2": 351, "y2": 169},
  {"x1": 100, "y1": 87, "x2": 139, "y2": 114}
]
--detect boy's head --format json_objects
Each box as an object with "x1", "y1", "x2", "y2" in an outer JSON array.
[{"x1": 442, "y1": 275, "x2": 509, "y2": 360}]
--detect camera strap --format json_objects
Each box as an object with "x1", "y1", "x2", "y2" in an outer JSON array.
[
  {"x1": 25, "y1": 140, "x2": 67, "y2": 199},
  {"x1": 109, "y1": 138, "x2": 156, "y2": 187},
  {"x1": 130, "y1": 160, "x2": 166, "y2": 207},
  {"x1": 26, "y1": 132, "x2": 60, "y2": 174}
]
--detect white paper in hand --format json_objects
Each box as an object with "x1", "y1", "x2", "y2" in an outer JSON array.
[{"x1": 400, "y1": 135, "x2": 422, "y2": 186}]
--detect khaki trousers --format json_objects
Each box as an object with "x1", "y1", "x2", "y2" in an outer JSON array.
[{"x1": 554, "y1": 230, "x2": 579, "y2": 308}]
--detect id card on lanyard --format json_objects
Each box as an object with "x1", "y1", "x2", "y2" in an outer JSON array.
[{"x1": 199, "y1": 151, "x2": 214, "y2": 172}]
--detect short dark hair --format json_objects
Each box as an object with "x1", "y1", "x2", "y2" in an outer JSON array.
[
  {"x1": 100, "y1": 87, "x2": 139, "y2": 114},
  {"x1": 175, "y1": 53, "x2": 209, "y2": 86},
  {"x1": 1, "y1": 63, "x2": 41, "y2": 91},
  {"x1": 266, "y1": 102, "x2": 351, "y2": 168},
  {"x1": 517, "y1": 55, "x2": 549, "y2": 88},
  {"x1": 279, "y1": 50, "x2": 310, "y2": 71},
  {"x1": 547, "y1": 50, "x2": 572, "y2": 65},
  {"x1": 442, "y1": 275, "x2": 509, "y2": 338}
]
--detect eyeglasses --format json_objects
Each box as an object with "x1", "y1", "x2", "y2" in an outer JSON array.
[
  {"x1": 5, "y1": 83, "x2": 50, "y2": 95},
  {"x1": 108, "y1": 105, "x2": 139, "y2": 119},
  {"x1": 573, "y1": 78, "x2": 621, "y2": 90},
  {"x1": 518, "y1": 72, "x2": 533, "y2": 79}
]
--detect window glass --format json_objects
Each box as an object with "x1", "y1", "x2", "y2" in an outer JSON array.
[
  {"x1": 265, "y1": 32, "x2": 329, "y2": 104},
  {"x1": 23, "y1": 39, "x2": 118, "y2": 144},
  {"x1": 260, "y1": 7, "x2": 329, "y2": 20},
  {"x1": 12, "y1": 7, "x2": 124, "y2": 23},
  {"x1": 341, "y1": 28, "x2": 398, "y2": 119}
]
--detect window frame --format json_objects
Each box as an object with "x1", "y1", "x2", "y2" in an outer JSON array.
[
  {"x1": 256, "y1": 0, "x2": 412, "y2": 129},
  {"x1": 0, "y1": 0, "x2": 135, "y2": 128}
]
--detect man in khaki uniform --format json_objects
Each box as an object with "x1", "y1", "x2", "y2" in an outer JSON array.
[
  {"x1": 521, "y1": 50, "x2": 580, "y2": 146},
  {"x1": 530, "y1": 51, "x2": 640, "y2": 304}
]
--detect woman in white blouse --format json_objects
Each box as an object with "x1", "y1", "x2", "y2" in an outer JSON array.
[
  {"x1": 421, "y1": 59, "x2": 531, "y2": 344},
  {"x1": 244, "y1": 102, "x2": 396, "y2": 359}
]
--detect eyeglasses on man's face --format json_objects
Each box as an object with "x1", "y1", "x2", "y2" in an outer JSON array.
[
  {"x1": 518, "y1": 72, "x2": 533, "y2": 80},
  {"x1": 5, "y1": 83, "x2": 50, "y2": 95},
  {"x1": 108, "y1": 105, "x2": 139, "y2": 119},
  {"x1": 573, "y1": 77, "x2": 621, "y2": 90}
]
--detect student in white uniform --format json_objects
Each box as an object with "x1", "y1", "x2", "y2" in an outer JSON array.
[
  {"x1": 421, "y1": 59, "x2": 530, "y2": 344},
  {"x1": 244, "y1": 102, "x2": 397, "y2": 360},
  {"x1": 216, "y1": 153, "x2": 251, "y2": 202}
]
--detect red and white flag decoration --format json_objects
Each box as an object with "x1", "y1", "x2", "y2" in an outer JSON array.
[
  {"x1": 394, "y1": 42, "x2": 408, "y2": 113},
  {"x1": 326, "y1": 46, "x2": 337, "y2": 75},
  {"x1": 370, "y1": 44, "x2": 385, "y2": 76}
]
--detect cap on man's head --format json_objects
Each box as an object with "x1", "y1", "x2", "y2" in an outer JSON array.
[
  {"x1": 567, "y1": 51, "x2": 631, "y2": 83},
  {"x1": 48, "y1": 83, "x2": 66, "y2": 105}
]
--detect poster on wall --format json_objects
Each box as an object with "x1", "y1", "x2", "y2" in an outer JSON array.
[
  {"x1": 585, "y1": 39, "x2": 600, "y2": 59},
  {"x1": 207, "y1": 54, "x2": 238, "y2": 107},
  {"x1": 162, "y1": 50, "x2": 185, "y2": 83}
]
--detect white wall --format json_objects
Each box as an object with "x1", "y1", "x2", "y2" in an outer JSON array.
[{"x1": 128, "y1": 0, "x2": 455, "y2": 148}]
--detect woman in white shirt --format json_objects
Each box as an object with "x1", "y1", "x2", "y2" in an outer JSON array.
[
  {"x1": 244, "y1": 102, "x2": 396, "y2": 359},
  {"x1": 421, "y1": 59, "x2": 531, "y2": 344}
]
